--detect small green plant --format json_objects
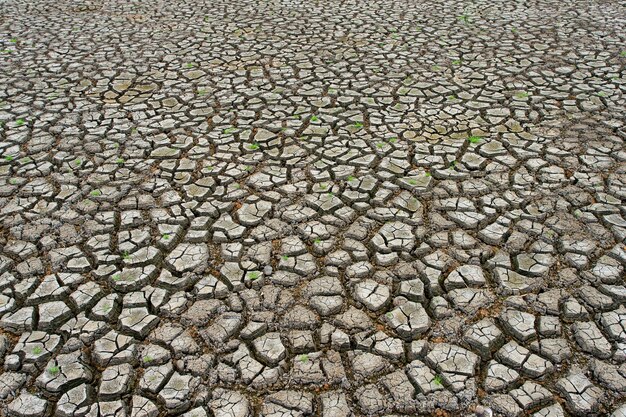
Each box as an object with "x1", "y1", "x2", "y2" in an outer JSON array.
[
  {"x1": 9, "y1": 38, "x2": 17, "y2": 43},
  {"x1": 4, "y1": 155, "x2": 14, "y2": 161},
  {"x1": 143, "y1": 355, "x2": 153, "y2": 363},
  {"x1": 452, "y1": 59, "x2": 462, "y2": 65},
  {"x1": 185, "y1": 63, "x2": 194, "y2": 68},
  {"x1": 431, "y1": 65, "x2": 441, "y2": 72},
  {"x1": 620, "y1": 51, "x2": 626, "y2": 57},
  {"x1": 47, "y1": 366, "x2": 60, "y2": 376},
  {"x1": 116, "y1": 158, "x2": 125, "y2": 164},
  {"x1": 310, "y1": 115, "x2": 319, "y2": 122},
  {"x1": 248, "y1": 143, "x2": 260, "y2": 150},
  {"x1": 458, "y1": 14, "x2": 470, "y2": 24},
  {"x1": 376, "y1": 142, "x2": 385, "y2": 149},
  {"x1": 511, "y1": 28, "x2": 518, "y2": 34},
  {"x1": 244, "y1": 165, "x2": 252, "y2": 171},
  {"x1": 425, "y1": 172, "x2": 431, "y2": 177},
  {"x1": 102, "y1": 303, "x2": 112, "y2": 312},
  {"x1": 386, "y1": 312, "x2": 394, "y2": 319},
  {"x1": 433, "y1": 375, "x2": 443, "y2": 386},
  {"x1": 468, "y1": 136, "x2": 482, "y2": 144},
  {"x1": 223, "y1": 127, "x2": 236, "y2": 134},
  {"x1": 598, "y1": 91, "x2": 607, "y2": 97},
  {"x1": 197, "y1": 89, "x2": 207, "y2": 96},
  {"x1": 353, "y1": 121, "x2": 363, "y2": 128},
  {"x1": 74, "y1": 158, "x2": 82, "y2": 166},
  {"x1": 313, "y1": 238, "x2": 321, "y2": 244},
  {"x1": 121, "y1": 251, "x2": 130, "y2": 260},
  {"x1": 248, "y1": 271, "x2": 260, "y2": 280},
  {"x1": 515, "y1": 91, "x2": 530, "y2": 99},
  {"x1": 32, "y1": 346, "x2": 43, "y2": 355},
  {"x1": 206, "y1": 165, "x2": 214, "y2": 171},
  {"x1": 388, "y1": 137, "x2": 397, "y2": 143},
  {"x1": 90, "y1": 189, "x2": 102, "y2": 197},
  {"x1": 112, "y1": 274, "x2": 122, "y2": 281},
  {"x1": 162, "y1": 233, "x2": 170, "y2": 240},
  {"x1": 281, "y1": 255, "x2": 289, "y2": 260},
  {"x1": 15, "y1": 119, "x2": 25, "y2": 126},
  {"x1": 449, "y1": 160, "x2": 457, "y2": 170},
  {"x1": 347, "y1": 175, "x2": 356, "y2": 181},
  {"x1": 299, "y1": 354, "x2": 309, "y2": 363},
  {"x1": 448, "y1": 95, "x2": 457, "y2": 101}
]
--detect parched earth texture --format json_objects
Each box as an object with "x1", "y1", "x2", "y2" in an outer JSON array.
[{"x1": 0, "y1": 0, "x2": 625, "y2": 416}]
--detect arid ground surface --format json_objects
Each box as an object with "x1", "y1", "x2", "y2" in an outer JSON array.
[{"x1": 0, "y1": 0, "x2": 626, "y2": 416}]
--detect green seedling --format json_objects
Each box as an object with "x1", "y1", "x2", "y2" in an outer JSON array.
[
  {"x1": 425, "y1": 172, "x2": 431, "y2": 177},
  {"x1": 121, "y1": 251, "x2": 130, "y2": 260},
  {"x1": 299, "y1": 354, "x2": 309, "y2": 363},
  {"x1": 206, "y1": 165, "x2": 214, "y2": 171},
  {"x1": 353, "y1": 121, "x2": 364, "y2": 128},
  {"x1": 313, "y1": 238, "x2": 321, "y2": 244},
  {"x1": 452, "y1": 59, "x2": 462, "y2": 65},
  {"x1": 310, "y1": 115, "x2": 319, "y2": 122},
  {"x1": 112, "y1": 274, "x2": 122, "y2": 281},
  {"x1": 15, "y1": 119, "x2": 25, "y2": 126},
  {"x1": 386, "y1": 312, "x2": 394, "y2": 319},
  {"x1": 162, "y1": 233, "x2": 170, "y2": 240},
  {"x1": 116, "y1": 158, "x2": 125, "y2": 164},
  {"x1": 185, "y1": 63, "x2": 194, "y2": 68},
  {"x1": 1, "y1": 49, "x2": 13, "y2": 54},
  {"x1": 47, "y1": 366, "x2": 60, "y2": 376},
  {"x1": 598, "y1": 91, "x2": 607, "y2": 97},
  {"x1": 433, "y1": 375, "x2": 443, "y2": 386},
  {"x1": 408, "y1": 179, "x2": 418, "y2": 185},
  {"x1": 281, "y1": 255, "x2": 289, "y2": 260},
  {"x1": 9, "y1": 38, "x2": 17, "y2": 43},
  {"x1": 4, "y1": 155, "x2": 14, "y2": 161},
  {"x1": 458, "y1": 14, "x2": 470, "y2": 24},
  {"x1": 197, "y1": 89, "x2": 207, "y2": 95},
  {"x1": 431, "y1": 65, "x2": 441, "y2": 71},
  {"x1": 90, "y1": 189, "x2": 102, "y2": 196},
  {"x1": 620, "y1": 51, "x2": 626, "y2": 57},
  {"x1": 448, "y1": 95, "x2": 457, "y2": 101},
  {"x1": 511, "y1": 28, "x2": 518, "y2": 34},
  {"x1": 248, "y1": 271, "x2": 260, "y2": 280},
  {"x1": 449, "y1": 160, "x2": 457, "y2": 170},
  {"x1": 32, "y1": 346, "x2": 43, "y2": 355},
  {"x1": 515, "y1": 91, "x2": 530, "y2": 98},
  {"x1": 376, "y1": 142, "x2": 385, "y2": 149},
  {"x1": 74, "y1": 159, "x2": 82, "y2": 166},
  {"x1": 143, "y1": 355, "x2": 153, "y2": 363},
  {"x1": 102, "y1": 303, "x2": 112, "y2": 312},
  {"x1": 347, "y1": 175, "x2": 356, "y2": 181},
  {"x1": 468, "y1": 136, "x2": 482, "y2": 144},
  {"x1": 388, "y1": 137, "x2": 398, "y2": 143},
  {"x1": 247, "y1": 143, "x2": 259, "y2": 150},
  {"x1": 223, "y1": 127, "x2": 237, "y2": 134}
]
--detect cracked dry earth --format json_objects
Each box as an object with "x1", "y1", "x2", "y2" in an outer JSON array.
[{"x1": 0, "y1": 0, "x2": 626, "y2": 417}]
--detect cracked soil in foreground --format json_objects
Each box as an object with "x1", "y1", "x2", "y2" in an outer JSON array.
[{"x1": 1, "y1": 0, "x2": 626, "y2": 416}]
